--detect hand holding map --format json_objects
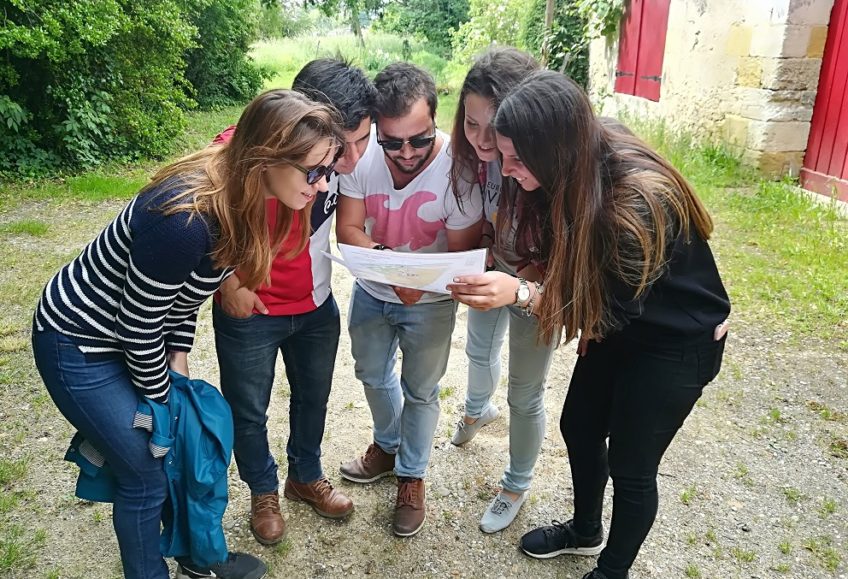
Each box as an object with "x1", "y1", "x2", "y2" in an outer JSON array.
[{"x1": 323, "y1": 244, "x2": 487, "y2": 294}]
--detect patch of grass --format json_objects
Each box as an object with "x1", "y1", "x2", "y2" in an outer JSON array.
[
  {"x1": 764, "y1": 407, "x2": 787, "y2": 424},
  {"x1": 782, "y1": 486, "x2": 803, "y2": 504},
  {"x1": 0, "y1": 458, "x2": 28, "y2": 487},
  {"x1": 802, "y1": 535, "x2": 841, "y2": 572},
  {"x1": 0, "y1": 220, "x2": 49, "y2": 236},
  {"x1": 680, "y1": 484, "x2": 698, "y2": 506},
  {"x1": 828, "y1": 437, "x2": 848, "y2": 459},
  {"x1": 778, "y1": 539, "x2": 792, "y2": 555},
  {"x1": 273, "y1": 538, "x2": 293, "y2": 558},
  {"x1": 0, "y1": 335, "x2": 27, "y2": 353},
  {"x1": 0, "y1": 491, "x2": 21, "y2": 514},
  {"x1": 805, "y1": 400, "x2": 845, "y2": 422},
  {"x1": 438, "y1": 385, "x2": 455, "y2": 400},
  {"x1": 819, "y1": 497, "x2": 837, "y2": 517},
  {"x1": 730, "y1": 547, "x2": 756, "y2": 563},
  {"x1": 733, "y1": 462, "x2": 749, "y2": 480},
  {"x1": 0, "y1": 525, "x2": 45, "y2": 573},
  {"x1": 705, "y1": 528, "x2": 718, "y2": 544},
  {"x1": 683, "y1": 563, "x2": 701, "y2": 577},
  {"x1": 772, "y1": 562, "x2": 791, "y2": 573},
  {"x1": 344, "y1": 401, "x2": 355, "y2": 410}
]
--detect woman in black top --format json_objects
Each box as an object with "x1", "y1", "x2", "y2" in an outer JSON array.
[{"x1": 448, "y1": 70, "x2": 730, "y2": 579}]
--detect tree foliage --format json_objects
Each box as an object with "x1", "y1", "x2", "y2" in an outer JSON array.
[
  {"x1": 0, "y1": 0, "x2": 263, "y2": 176},
  {"x1": 376, "y1": 0, "x2": 469, "y2": 53},
  {"x1": 522, "y1": 0, "x2": 589, "y2": 87},
  {"x1": 450, "y1": 0, "x2": 532, "y2": 64}
]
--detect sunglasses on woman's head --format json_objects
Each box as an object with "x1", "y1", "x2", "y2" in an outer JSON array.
[{"x1": 377, "y1": 132, "x2": 437, "y2": 152}]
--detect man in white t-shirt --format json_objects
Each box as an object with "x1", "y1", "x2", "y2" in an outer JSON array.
[{"x1": 337, "y1": 62, "x2": 483, "y2": 537}]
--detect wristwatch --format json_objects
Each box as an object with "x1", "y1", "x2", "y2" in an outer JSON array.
[
  {"x1": 372, "y1": 244, "x2": 391, "y2": 250},
  {"x1": 514, "y1": 278, "x2": 531, "y2": 307}
]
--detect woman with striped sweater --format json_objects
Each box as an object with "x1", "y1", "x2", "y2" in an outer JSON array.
[{"x1": 31, "y1": 90, "x2": 343, "y2": 579}]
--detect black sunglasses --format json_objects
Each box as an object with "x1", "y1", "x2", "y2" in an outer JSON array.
[
  {"x1": 288, "y1": 147, "x2": 342, "y2": 185},
  {"x1": 377, "y1": 132, "x2": 437, "y2": 152}
]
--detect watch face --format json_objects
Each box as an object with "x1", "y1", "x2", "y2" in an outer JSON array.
[{"x1": 518, "y1": 284, "x2": 531, "y2": 302}]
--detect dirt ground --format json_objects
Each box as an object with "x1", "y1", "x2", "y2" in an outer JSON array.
[{"x1": 2, "y1": 198, "x2": 847, "y2": 578}]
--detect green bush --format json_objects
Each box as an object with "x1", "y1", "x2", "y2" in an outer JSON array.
[
  {"x1": 185, "y1": 0, "x2": 268, "y2": 109},
  {"x1": 521, "y1": 0, "x2": 589, "y2": 87},
  {"x1": 449, "y1": 0, "x2": 533, "y2": 64},
  {"x1": 375, "y1": 0, "x2": 469, "y2": 54},
  {"x1": 0, "y1": 0, "x2": 264, "y2": 177}
]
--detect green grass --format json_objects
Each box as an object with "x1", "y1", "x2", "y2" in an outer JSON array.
[
  {"x1": 730, "y1": 547, "x2": 757, "y2": 563},
  {"x1": 0, "y1": 525, "x2": 46, "y2": 573},
  {"x1": 0, "y1": 220, "x2": 49, "y2": 236},
  {"x1": 802, "y1": 535, "x2": 841, "y2": 572},
  {"x1": 0, "y1": 458, "x2": 28, "y2": 487},
  {"x1": 680, "y1": 484, "x2": 698, "y2": 505},
  {"x1": 783, "y1": 486, "x2": 803, "y2": 504}
]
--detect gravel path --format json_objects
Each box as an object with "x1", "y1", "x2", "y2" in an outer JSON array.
[{"x1": 2, "y1": 199, "x2": 846, "y2": 578}]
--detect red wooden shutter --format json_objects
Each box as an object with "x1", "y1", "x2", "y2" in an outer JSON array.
[
  {"x1": 801, "y1": 0, "x2": 848, "y2": 201},
  {"x1": 634, "y1": 0, "x2": 671, "y2": 101},
  {"x1": 615, "y1": 0, "x2": 644, "y2": 95}
]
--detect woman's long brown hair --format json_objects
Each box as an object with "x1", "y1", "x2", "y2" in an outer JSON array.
[
  {"x1": 494, "y1": 70, "x2": 713, "y2": 344},
  {"x1": 141, "y1": 90, "x2": 342, "y2": 290}
]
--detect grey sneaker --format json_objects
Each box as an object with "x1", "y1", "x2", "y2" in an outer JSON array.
[
  {"x1": 480, "y1": 490, "x2": 528, "y2": 533},
  {"x1": 451, "y1": 404, "x2": 499, "y2": 446}
]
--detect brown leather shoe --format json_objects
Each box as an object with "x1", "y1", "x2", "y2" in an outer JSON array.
[
  {"x1": 339, "y1": 443, "x2": 395, "y2": 483},
  {"x1": 393, "y1": 477, "x2": 426, "y2": 537},
  {"x1": 283, "y1": 477, "x2": 354, "y2": 519},
  {"x1": 250, "y1": 491, "x2": 286, "y2": 545}
]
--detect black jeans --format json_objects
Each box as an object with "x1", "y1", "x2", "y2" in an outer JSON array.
[{"x1": 560, "y1": 333, "x2": 725, "y2": 579}]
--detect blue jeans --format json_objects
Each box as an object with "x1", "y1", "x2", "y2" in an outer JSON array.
[
  {"x1": 213, "y1": 295, "x2": 340, "y2": 492},
  {"x1": 32, "y1": 328, "x2": 169, "y2": 579},
  {"x1": 347, "y1": 283, "x2": 457, "y2": 479},
  {"x1": 464, "y1": 304, "x2": 557, "y2": 492}
]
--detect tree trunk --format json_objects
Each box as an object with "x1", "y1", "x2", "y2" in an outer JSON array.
[
  {"x1": 351, "y1": 9, "x2": 365, "y2": 47},
  {"x1": 542, "y1": 0, "x2": 556, "y2": 66}
]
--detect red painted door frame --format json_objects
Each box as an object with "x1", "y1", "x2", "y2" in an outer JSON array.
[{"x1": 801, "y1": 0, "x2": 848, "y2": 202}]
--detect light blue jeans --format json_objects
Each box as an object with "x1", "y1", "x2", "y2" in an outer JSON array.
[
  {"x1": 464, "y1": 303, "x2": 557, "y2": 492},
  {"x1": 348, "y1": 283, "x2": 457, "y2": 479}
]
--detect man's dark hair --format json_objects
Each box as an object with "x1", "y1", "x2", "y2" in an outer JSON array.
[
  {"x1": 373, "y1": 62, "x2": 437, "y2": 119},
  {"x1": 292, "y1": 58, "x2": 378, "y2": 131}
]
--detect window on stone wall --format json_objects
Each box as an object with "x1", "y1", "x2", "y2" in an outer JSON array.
[{"x1": 614, "y1": 0, "x2": 671, "y2": 101}]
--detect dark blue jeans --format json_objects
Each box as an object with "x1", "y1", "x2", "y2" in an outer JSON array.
[
  {"x1": 32, "y1": 328, "x2": 169, "y2": 579},
  {"x1": 213, "y1": 295, "x2": 340, "y2": 493}
]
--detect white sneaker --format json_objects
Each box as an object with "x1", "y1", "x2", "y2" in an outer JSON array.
[
  {"x1": 451, "y1": 404, "x2": 499, "y2": 446},
  {"x1": 480, "y1": 490, "x2": 528, "y2": 533}
]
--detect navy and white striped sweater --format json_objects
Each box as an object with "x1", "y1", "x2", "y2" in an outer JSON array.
[{"x1": 35, "y1": 183, "x2": 232, "y2": 402}]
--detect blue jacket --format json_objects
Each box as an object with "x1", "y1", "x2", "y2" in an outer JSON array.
[{"x1": 64, "y1": 372, "x2": 233, "y2": 567}]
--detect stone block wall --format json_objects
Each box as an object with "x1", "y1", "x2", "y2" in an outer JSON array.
[{"x1": 588, "y1": 0, "x2": 836, "y2": 177}]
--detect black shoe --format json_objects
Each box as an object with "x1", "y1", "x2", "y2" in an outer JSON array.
[
  {"x1": 583, "y1": 570, "x2": 611, "y2": 579},
  {"x1": 520, "y1": 519, "x2": 604, "y2": 559},
  {"x1": 175, "y1": 551, "x2": 267, "y2": 579}
]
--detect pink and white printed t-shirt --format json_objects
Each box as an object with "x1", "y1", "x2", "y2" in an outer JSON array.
[{"x1": 338, "y1": 127, "x2": 483, "y2": 304}]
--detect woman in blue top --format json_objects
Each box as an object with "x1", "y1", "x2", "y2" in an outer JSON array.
[
  {"x1": 31, "y1": 90, "x2": 343, "y2": 579},
  {"x1": 448, "y1": 48, "x2": 554, "y2": 533}
]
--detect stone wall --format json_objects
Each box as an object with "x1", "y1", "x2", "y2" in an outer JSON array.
[{"x1": 588, "y1": 0, "x2": 836, "y2": 177}]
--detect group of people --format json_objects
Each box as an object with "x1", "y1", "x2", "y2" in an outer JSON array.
[{"x1": 31, "y1": 47, "x2": 730, "y2": 579}]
